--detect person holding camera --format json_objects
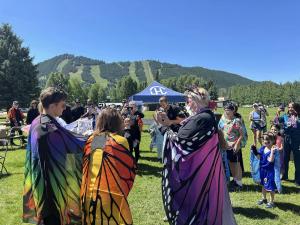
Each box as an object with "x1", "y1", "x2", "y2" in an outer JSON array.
[
  {"x1": 158, "y1": 96, "x2": 185, "y2": 132},
  {"x1": 124, "y1": 101, "x2": 144, "y2": 163},
  {"x1": 155, "y1": 87, "x2": 236, "y2": 225}
]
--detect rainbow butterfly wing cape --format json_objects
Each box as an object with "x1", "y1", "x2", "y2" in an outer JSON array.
[
  {"x1": 81, "y1": 133, "x2": 136, "y2": 225},
  {"x1": 23, "y1": 115, "x2": 86, "y2": 224},
  {"x1": 162, "y1": 126, "x2": 236, "y2": 225}
]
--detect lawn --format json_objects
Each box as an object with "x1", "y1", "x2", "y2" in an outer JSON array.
[{"x1": 0, "y1": 108, "x2": 299, "y2": 225}]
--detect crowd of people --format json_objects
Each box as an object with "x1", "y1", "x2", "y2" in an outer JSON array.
[
  {"x1": 217, "y1": 100, "x2": 300, "y2": 210},
  {"x1": 3, "y1": 85, "x2": 298, "y2": 225}
]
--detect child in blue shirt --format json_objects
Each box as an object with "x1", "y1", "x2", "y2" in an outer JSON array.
[{"x1": 252, "y1": 132, "x2": 279, "y2": 208}]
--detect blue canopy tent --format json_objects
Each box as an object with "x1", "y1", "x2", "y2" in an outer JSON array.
[{"x1": 129, "y1": 81, "x2": 185, "y2": 103}]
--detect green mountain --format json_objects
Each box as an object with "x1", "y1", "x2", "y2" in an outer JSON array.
[{"x1": 37, "y1": 54, "x2": 256, "y2": 88}]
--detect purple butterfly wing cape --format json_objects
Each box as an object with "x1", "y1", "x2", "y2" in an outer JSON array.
[
  {"x1": 162, "y1": 110, "x2": 236, "y2": 225},
  {"x1": 23, "y1": 115, "x2": 86, "y2": 224}
]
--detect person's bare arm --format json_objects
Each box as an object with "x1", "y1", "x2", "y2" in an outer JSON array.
[
  {"x1": 268, "y1": 147, "x2": 276, "y2": 162},
  {"x1": 249, "y1": 111, "x2": 253, "y2": 121},
  {"x1": 233, "y1": 127, "x2": 243, "y2": 152}
]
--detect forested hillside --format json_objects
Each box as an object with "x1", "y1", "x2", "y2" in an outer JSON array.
[{"x1": 37, "y1": 54, "x2": 256, "y2": 89}]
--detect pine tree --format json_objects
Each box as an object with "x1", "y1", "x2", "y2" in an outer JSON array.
[
  {"x1": 0, "y1": 24, "x2": 39, "y2": 108},
  {"x1": 116, "y1": 76, "x2": 138, "y2": 100},
  {"x1": 138, "y1": 81, "x2": 147, "y2": 91},
  {"x1": 154, "y1": 70, "x2": 160, "y2": 82},
  {"x1": 88, "y1": 83, "x2": 100, "y2": 104},
  {"x1": 46, "y1": 72, "x2": 69, "y2": 92},
  {"x1": 68, "y1": 79, "x2": 87, "y2": 103},
  {"x1": 98, "y1": 87, "x2": 107, "y2": 102}
]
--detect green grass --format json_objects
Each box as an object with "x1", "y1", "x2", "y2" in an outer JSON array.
[
  {"x1": 69, "y1": 65, "x2": 84, "y2": 83},
  {"x1": 90, "y1": 65, "x2": 109, "y2": 88},
  {"x1": 129, "y1": 62, "x2": 139, "y2": 84},
  {"x1": 0, "y1": 108, "x2": 300, "y2": 225},
  {"x1": 142, "y1": 61, "x2": 154, "y2": 84},
  {"x1": 57, "y1": 59, "x2": 70, "y2": 73}
]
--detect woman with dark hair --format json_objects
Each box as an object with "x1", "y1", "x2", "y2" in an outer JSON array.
[
  {"x1": 219, "y1": 102, "x2": 245, "y2": 189},
  {"x1": 275, "y1": 102, "x2": 300, "y2": 185},
  {"x1": 26, "y1": 100, "x2": 39, "y2": 124},
  {"x1": 81, "y1": 108, "x2": 136, "y2": 225},
  {"x1": 156, "y1": 87, "x2": 236, "y2": 225},
  {"x1": 23, "y1": 87, "x2": 86, "y2": 225}
]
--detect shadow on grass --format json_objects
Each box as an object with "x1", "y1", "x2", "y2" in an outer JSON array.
[
  {"x1": 275, "y1": 202, "x2": 300, "y2": 215},
  {"x1": 243, "y1": 171, "x2": 252, "y2": 178},
  {"x1": 140, "y1": 155, "x2": 161, "y2": 163},
  {"x1": 230, "y1": 183, "x2": 300, "y2": 194},
  {"x1": 137, "y1": 163, "x2": 162, "y2": 178},
  {"x1": 233, "y1": 207, "x2": 278, "y2": 219},
  {"x1": 0, "y1": 173, "x2": 12, "y2": 179}
]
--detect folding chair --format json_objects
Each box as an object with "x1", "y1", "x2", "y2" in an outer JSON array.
[{"x1": 0, "y1": 138, "x2": 9, "y2": 176}]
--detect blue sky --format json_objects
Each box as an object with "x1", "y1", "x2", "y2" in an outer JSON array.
[{"x1": 1, "y1": 0, "x2": 300, "y2": 83}]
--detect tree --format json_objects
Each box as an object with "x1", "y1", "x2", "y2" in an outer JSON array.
[
  {"x1": 88, "y1": 83, "x2": 100, "y2": 104},
  {"x1": 0, "y1": 23, "x2": 40, "y2": 108},
  {"x1": 138, "y1": 81, "x2": 147, "y2": 92},
  {"x1": 98, "y1": 87, "x2": 107, "y2": 102},
  {"x1": 116, "y1": 76, "x2": 138, "y2": 101},
  {"x1": 68, "y1": 79, "x2": 87, "y2": 103},
  {"x1": 46, "y1": 72, "x2": 69, "y2": 92},
  {"x1": 108, "y1": 86, "x2": 118, "y2": 102},
  {"x1": 154, "y1": 70, "x2": 160, "y2": 82},
  {"x1": 205, "y1": 80, "x2": 218, "y2": 100}
]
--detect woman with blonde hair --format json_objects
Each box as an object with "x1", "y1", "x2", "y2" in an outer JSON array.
[
  {"x1": 156, "y1": 87, "x2": 236, "y2": 225},
  {"x1": 81, "y1": 108, "x2": 136, "y2": 225}
]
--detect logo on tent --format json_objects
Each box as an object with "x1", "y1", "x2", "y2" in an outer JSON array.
[{"x1": 150, "y1": 86, "x2": 167, "y2": 95}]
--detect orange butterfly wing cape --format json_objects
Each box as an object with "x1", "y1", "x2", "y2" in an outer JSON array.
[{"x1": 81, "y1": 133, "x2": 136, "y2": 225}]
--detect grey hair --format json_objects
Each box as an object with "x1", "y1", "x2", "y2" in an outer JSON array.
[
  {"x1": 184, "y1": 87, "x2": 210, "y2": 107},
  {"x1": 129, "y1": 101, "x2": 136, "y2": 106}
]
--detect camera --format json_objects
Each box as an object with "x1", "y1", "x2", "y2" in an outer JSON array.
[{"x1": 158, "y1": 107, "x2": 165, "y2": 113}]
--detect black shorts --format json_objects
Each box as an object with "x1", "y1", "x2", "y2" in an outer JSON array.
[
  {"x1": 227, "y1": 149, "x2": 242, "y2": 163},
  {"x1": 251, "y1": 122, "x2": 265, "y2": 131}
]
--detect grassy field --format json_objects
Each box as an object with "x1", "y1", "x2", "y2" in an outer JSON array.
[{"x1": 0, "y1": 108, "x2": 299, "y2": 225}]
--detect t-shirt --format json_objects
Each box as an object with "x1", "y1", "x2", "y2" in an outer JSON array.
[
  {"x1": 218, "y1": 117, "x2": 242, "y2": 143},
  {"x1": 129, "y1": 111, "x2": 144, "y2": 140}
]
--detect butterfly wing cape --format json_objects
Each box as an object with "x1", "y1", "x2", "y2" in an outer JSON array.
[
  {"x1": 81, "y1": 133, "x2": 136, "y2": 225},
  {"x1": 23, "y1": 115, "x2": 86, "y2": 224},
  {"x1": 162, "y1": 127, "x2": 236, "y2": 225},
  {"x1": 250, "y1": 147, "x2": 282, "y2": 193}
]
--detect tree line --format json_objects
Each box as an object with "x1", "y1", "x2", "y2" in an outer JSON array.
[{"x1": 228, "y1": 81, "x2": 300, "y2": 106}]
